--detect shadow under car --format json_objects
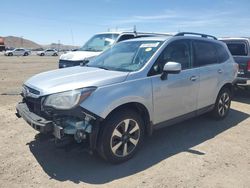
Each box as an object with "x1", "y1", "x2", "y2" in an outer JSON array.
[{"x1": 27, "y1": 108, "x2": 249, "y2": 184}]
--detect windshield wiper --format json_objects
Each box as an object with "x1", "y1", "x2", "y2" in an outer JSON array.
[
  {"x1": 85, "y1": 64, "x2": 109, "y2": 70},
  {"x1": 96, "y1": 66, "x2": 109, "y2": 70}
]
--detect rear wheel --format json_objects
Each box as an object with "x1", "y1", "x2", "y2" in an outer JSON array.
[
  {"x1": 98, "y1": 109, "x2": 144, "y2": 163},
  {"x1": 24, "y1": 52, "x2": 28, "y2": 56},
  {"x1": 41, "y1": 53, "x2": 44, "y2": 56},
  {"x1": 8, "y1": 53, "x2": 13, "y2": 56},
  {"x1": 212, "y1": 88, "x2": 232, "y2": 119}
]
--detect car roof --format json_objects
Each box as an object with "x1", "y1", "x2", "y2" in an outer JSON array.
[
  {"x1": 121, "y1": 35, "x2": 220, "y2": 43},
  {"x1": 122, "y1": 36, "x2": 171, "y2": 42},
  {"x1": 218, "y1": 37, "x2": 250, "y2": 41},
  {"x1": 96, "y1": 31, "x2": 133, "y2": 35},
  {"x1": 95, "y1": 31, "x2": 173, "y2": 36},
  {"x1": 94, "y1": 32, "x2": 220, "y2": 44}
]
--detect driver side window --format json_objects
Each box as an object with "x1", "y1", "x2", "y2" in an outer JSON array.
[{"x1": 149, "y1": 40, "x2": 191, "y2": 75}]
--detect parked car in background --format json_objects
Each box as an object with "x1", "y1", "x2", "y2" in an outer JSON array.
[
  {"x1": 16, "y1": 32, "x2": 237, "y2": 163},
  {"x1": 4, "y1": 48, "x2": 31, "y2": 56},
  {"x1": 219, "y1": 37, "x2": 250, "y2": 85},
  {"x1": 59, "y1": 31, "x2": 171, "y2": 68},
  {"x1": 37, "y1": 49, "x2": 58, "y2": 56}
]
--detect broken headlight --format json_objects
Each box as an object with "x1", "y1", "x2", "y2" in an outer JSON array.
[{"x1": 44, "y1": 87, "x2": 96, "y2": 110}]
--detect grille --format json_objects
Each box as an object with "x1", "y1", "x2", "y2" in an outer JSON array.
[{"x1": 24, "y1": 97, "x2": 42, "y2": 116}]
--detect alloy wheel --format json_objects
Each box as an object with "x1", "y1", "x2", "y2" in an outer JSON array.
[
  {"x1": 218, "y1": 92, "x2": 230, "y2": 117},
  {"x1": 110, "y1": 119, "x2": 140, "y2": 157}
]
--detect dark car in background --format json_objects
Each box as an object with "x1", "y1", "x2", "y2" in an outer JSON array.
[{"x1": 219, "y1": 37, "x2": 250, "y2": 86}]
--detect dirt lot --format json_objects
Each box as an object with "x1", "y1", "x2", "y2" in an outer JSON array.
[{"x1": 0, "y1": 55, "x2": 249, "y2": 188}]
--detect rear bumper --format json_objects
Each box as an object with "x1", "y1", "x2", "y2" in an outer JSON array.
[{"x1": 16, "y1": 103, "x2": 53, "y2": 133}]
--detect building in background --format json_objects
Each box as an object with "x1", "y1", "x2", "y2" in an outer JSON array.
[{"x1": 0, "y1": 37, "x2": 5, "y2": 51}]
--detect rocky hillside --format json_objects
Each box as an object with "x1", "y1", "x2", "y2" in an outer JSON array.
[
  {"x1": 4, "y1": 36, "x2": 41, "y2": 49},
  {"x1": 3, "y1": 36, "x2": 79, "y2": 50}
]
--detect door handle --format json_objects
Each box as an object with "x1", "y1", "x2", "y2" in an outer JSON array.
[
  {"x1": 190, "y1": 76, "x2": 198, "y2": 81},
  {"x1": 218, "y1": 69, "x2": 223, "y2": 74}
]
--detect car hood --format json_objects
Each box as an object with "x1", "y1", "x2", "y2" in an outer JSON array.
[
  {"x1": 24, "y1": 66, "x2": 129, "y2": 96},
  {"x1": 60, "y1": 51, "x2": 102, "y2": 61}
]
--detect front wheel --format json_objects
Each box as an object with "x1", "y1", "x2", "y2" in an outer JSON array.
[
  {"x1": 212, "y1": 88, "x2": 232, "y2": 119},
  {"x1": 98, "y1": 109, "x2": 144, "y2": 163}
]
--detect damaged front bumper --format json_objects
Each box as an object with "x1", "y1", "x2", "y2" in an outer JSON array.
[
  {"x1": 16, "y1": 103, "x2": 53, "y2": 133},
  {"x1": 16, "y1": 102, "x2": 102, "y2": 150}
]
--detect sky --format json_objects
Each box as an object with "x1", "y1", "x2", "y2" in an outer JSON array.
[{"x1": 1, "y1": 0, "x2": 250, "y2": 46}]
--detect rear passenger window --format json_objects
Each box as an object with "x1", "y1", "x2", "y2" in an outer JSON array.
[
  {"x1": 193, "y1": 41, "x2": 218, "y2": 67},
  {"x1": 215, "y1": 44, "x2": 229, "y2": 63}
]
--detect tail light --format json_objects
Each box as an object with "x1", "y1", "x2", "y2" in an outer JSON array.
[{"x1": 247, "y1": 60, "x2": 250, "y2": 72}]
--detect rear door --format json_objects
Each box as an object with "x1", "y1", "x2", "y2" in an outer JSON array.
[
  {"x1": 150, "y1": 39, "x2": 199, "y2": 124},
  {"x1": 192, "y1": 40, "x2": 224, "y2": 109},
  {"x1": 13, "y1": 49, "x2": 19, "y2": 55}
]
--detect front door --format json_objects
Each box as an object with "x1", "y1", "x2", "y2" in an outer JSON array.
[{"x1": 149, "y1": 40, "x2": 199, "y2": 124}]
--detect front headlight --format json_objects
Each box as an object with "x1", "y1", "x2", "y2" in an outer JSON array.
[{"x1": 44, "y1": 87, "x2": 96, "y2": 110}]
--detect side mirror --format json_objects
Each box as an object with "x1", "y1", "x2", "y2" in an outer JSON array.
[{"x1": 161, "y1": 62, "x2": 181, "y2": 80}]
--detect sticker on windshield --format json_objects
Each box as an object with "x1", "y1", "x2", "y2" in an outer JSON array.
[
  {"x1": 145, "y1": 48, "x2": 152, "y2": 52},
  {"x1": 140, "y1": 42, "x2": 160, "y2": 48}
]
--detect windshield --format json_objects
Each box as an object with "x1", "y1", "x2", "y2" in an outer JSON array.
[
  {"x1": 87, "y1": 40, "x2": 163, "y2": 72},
  {"x1": 79, "y1": 34, "x2": 119, "y2": 52}
]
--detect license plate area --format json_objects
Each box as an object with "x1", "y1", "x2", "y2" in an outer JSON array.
[{"x1": 53, "y1": 125, "x2": 64, "y2": 139}]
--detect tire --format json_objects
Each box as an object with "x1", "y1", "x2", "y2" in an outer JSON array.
[
  {"x1": 211, "y1": 88, "x2": 232, "y2": 119},
  {"x1": 24, "y1": 52, "x2": 28, "y2": 56},
  {"x1": 9, "y1": 53, "x2": 13, "y2": 56},
  {"x1": 98, "y1": 109, "x2": 145, "y2": 163},
  {"x1": 53, "y1": 53, "x2": 58, "y2": 56},
  {"x1": 41, "y1": 53, "x2": 44, "y2": 56}
]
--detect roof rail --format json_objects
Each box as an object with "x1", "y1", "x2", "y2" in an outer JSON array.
[{"x1": 175, "y1": 32, "x2": 217, "y2": 40}]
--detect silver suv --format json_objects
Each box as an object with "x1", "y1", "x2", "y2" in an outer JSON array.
[{"x1": 16, "y1": 32, "x2": 238, "y2": 163}]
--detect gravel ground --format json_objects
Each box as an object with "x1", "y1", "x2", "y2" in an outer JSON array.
[{"x1": 0, "y1": 55, "x2": 249, "y2": 188}]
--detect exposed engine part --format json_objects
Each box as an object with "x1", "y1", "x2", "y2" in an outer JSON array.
[{"x1": 74, "y1": 129, "x2": 87, "y2": 143}]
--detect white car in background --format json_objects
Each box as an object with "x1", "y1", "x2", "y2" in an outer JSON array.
[
  {"x1": 59, "y1": 31, "x2": 170, "y2": 68},
  {"x1": 37, "y1": 49, "x2": 58, "y2": 56},
  {"x1": 4, "y1": 48, "x2": 31, "y2": 56}
]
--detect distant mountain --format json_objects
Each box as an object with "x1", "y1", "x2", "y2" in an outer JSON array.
[
  {"x1": 3, "y1": 36, "x2": 79, "y2": 50},
  {"x1": 4, "y1": 36, "x2": 41, "y2": 49}
]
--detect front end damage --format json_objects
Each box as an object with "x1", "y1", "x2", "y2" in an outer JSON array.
[{"x1": 16, "y1": 96, "x2": 102, "y2": 151}]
